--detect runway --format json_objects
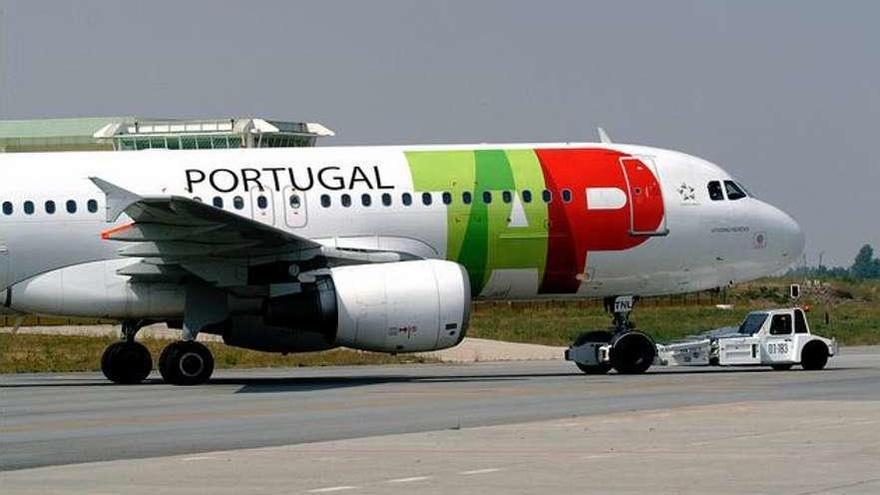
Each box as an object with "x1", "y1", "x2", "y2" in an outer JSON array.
[{"x1": 3, "y1": 348, "x2": 880, "y2": 493}]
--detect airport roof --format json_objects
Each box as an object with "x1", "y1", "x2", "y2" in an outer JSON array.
[{"x1": 0, "y1": 117, "x2": 334, "y2": 152}]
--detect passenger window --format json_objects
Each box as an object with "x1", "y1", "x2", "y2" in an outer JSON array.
[
  {"x1": 794, "y1": 310, "x2": 809, "y2": 334},
  {"x1": 482, "y1": 191, "x2": 492, "y2": 204},
  {"x1": 769, "y1": 314, "x2": 792, "y2": 335},
  {"x1": 542, "y1": 190, "x2": 552, "y2": 203},
  {"x1": 442, "y1": 192, "x2": 452, "y2": 205},
  {"x1": 320, "y1": 194, "x2": 331, "y2": 207},
  {"x1": 522, "y1": 190, "x2": 532, "y2": 203},
  {"x1": 502, "y1": 191, "x2": 512, "y2": 203},
  {"x1": 212, "y1": 197, "x2": 224, "y2": 208},
  {"x1": 289, "y1": 195, "x2": 301, "y2": 209},
  {"x1": 341, "y1": 194, "x2": 352, "y2": 207},
  {"x1": 24, "y1": 201, "x2": 34, "y2": 215},
  {"x1": 724, "y1": 180, "x2": 747, "y2": 200},
  {"x1": 233, "y1": 196, "x2": 245, "y2": 210},
  {"x1": 361, "y1": 193, "x2": 372, "y2": 207},
  {"x1": 45, "y1": 200, "x2": 56, "y2": 214},
  {"x1": 381, "y1": 193, "x2": 392, "y2": 206},
  {"x1": 193, "y1": 196, "x2": 202, "y2": 203},
  {"x1": 66, "y1": 200, "x2": 77, "y2": 214},
  {"x1": 562, "y1": 189, "x2": 572, "y2": 203},
  {"x1": 402, "y1": 192, "x2": 412, "y2": 206},
  {"x1": 87, "y1": 199, "x2": 98, "y2": 213},
  {"x1": 708, "y1": 181, "x2": 724, "y2": 201},
  {"x1": 257, "y1": 195, "x2": 268, "y2": 209},
  {"x1": 2, "y1": 201, "x2": 12, "y2": 215},
  {"x1": 422, "y1": 192, "x2": 432, "y2": 206},
  {"x1": 462, "y1": 191, "x2": 472, "y2": 204}
]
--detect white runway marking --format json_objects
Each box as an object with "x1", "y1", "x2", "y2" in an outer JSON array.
[
  {"x1": 460, "y1": 468, "x2": 504, "y2": 475},
  {"x1": 386, "y1": 476, "x2": 432, "y2": 483},
  {"x1": 181, "y1": 456, "x2": 217, "y2": 461},
  {"x1": 307, "y1": 486, "x2": 358, "y2": 493}
]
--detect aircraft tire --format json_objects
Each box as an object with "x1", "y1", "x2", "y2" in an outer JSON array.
[
  {"x1": 159, "y1": 341, "x2": 214, "y2": 385},
  {"x1": 573, "y1": 331, "x2": 613, "y2": 375},
  {"x1": 801, "y1": 341, "x2": 829, "y2": 371},
  {"x1": 101, "y1": 341, "x2": 152, "y2": 384},
  {"x1": 610, "y1": 331, "x2": 656, "y2": 374}
]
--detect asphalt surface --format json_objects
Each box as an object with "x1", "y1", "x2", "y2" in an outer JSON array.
[{"x1": 3, "y1": 347, "x2": 879, "y2": 474}]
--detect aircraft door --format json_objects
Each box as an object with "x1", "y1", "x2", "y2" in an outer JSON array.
[
  {"x1": 251, "y1": 188, "x2": 275, "y2": 226},
  {"x1": 283, "y1": 187, "x2": 308, "y2": 228},
  {"x1": 619, "y1": 157, "x2": 669, "y2": 236}
]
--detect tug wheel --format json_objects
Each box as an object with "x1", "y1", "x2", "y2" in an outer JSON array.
[{"x1": 801, "y1": 341, "x2": 829, "y2": 371}]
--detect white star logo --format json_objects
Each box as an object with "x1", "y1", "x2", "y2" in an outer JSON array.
[{"x1": 677, "y1": 183, "x2": 696, "y2": 202}]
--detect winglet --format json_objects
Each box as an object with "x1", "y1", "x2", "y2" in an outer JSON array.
[
  {"x1": 89, "y1": 177, "x2": 142, "y2": 222},
  {"x1": 597, "y1": 127, "x2": 612, "y2": 144}
]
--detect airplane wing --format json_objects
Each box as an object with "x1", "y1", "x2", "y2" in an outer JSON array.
[{"x1": 90, "y1": 177, "x2": 410, "y2": 287}]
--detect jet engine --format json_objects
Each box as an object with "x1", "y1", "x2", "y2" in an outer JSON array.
[{"x1": 232, "y1": 259, "x2": 471, "y2": 353}]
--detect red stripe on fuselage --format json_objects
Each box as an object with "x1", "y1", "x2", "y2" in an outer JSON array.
[{"x1": 534, "y1": 149, "x2": 664, "y2": 294}]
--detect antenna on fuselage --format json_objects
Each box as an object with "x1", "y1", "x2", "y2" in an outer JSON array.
[{"x1": 597, "y1": 127, "x2": 613, "y2": 144}]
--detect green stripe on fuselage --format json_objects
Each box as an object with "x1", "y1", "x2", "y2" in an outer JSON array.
[{"x1": 406, "y1": 148, "x2": 548, "y2": 295}]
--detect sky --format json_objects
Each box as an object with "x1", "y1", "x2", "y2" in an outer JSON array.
[{"x1": 0, "y1": 0, "x2": 877, "y2": 266}]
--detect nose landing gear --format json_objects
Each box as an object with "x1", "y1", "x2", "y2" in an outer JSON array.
[
  {"x1": 158, "y1": 341, "x2": 215, "y2": 386},
  {"x1": 570, "y1": 296, "x2": 656, "y2": 375}
]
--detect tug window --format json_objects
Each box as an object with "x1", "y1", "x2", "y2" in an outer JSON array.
[
  {"x1": 522, "y1": 190, "x2": 533, "y2": 203},
  {"x1": 320, "y1": 194, "x2": 331, "y2": 207},
  {"x1": 502, "y1": 191, "x2": 512, "y2": 203},
  {"x1": 66, "y1": 200, "x2": 77, "y2": 214},
  {"x1": 257, "y1": 195, "x2": 268, "y2": 209},
  {"x1": 45, "y1": 200, "x2": 56, "y2": 214},
  {"x1": 382, "y1": 193, "x2": 392, "y2": 206},
  {"x1": 795, "y1": 309, "x2": 809, "y2": 334},
  {"x1": 24, "y1": 201, "x2": 34, "y2": 215},
  {"x1": 542, "y1": 190, "x2": 552, "y2": 203},
  {"x1": 341, "y1": 194, "x2": 352, "y2": 207},
  {"x1": 422, "y1": 192, "x2": 433, "y2": 206},
  {"x1": 770, "y1": 314, "x2": 793, "y2": 335},
  {"x1": 724, "y1": 180, "x2": 747, "y2": 200},
  {"x1": 462, "y1": 191, "x2": 473, "y2": 204},
  {"x1": 482, "y1": 191, "x2": 492, "y2": 204},
  {"x1": 2, "y1": 202, "x2": 12, "y2": 215},
  {"x1": 708, "y1": 181, "x2": 724, "y2": 201},
  {"x1": 212, "y1": 197, "x2": 224, "y2": 208},
  {"x1": 87, "y1": 199, "x2": 99, "y2": 213},
  {"x1": 361, "y1": 193, "x2": 372, "y2": 207},
  {"x1": 233, "y1": 196, "x2": 245, "y2": 210},
  {"x1": 562, "y1": 189, "x2": 572, "y2": 203},
  {"x1": 402, "y1": 192, "x2": 412, "y2": 206},
  {"x1": 442, "y1": 192, "x2": 452, "y2": 205}
]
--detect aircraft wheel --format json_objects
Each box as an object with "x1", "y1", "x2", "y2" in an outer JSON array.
[
  {"x1": 610, "y1": 331, "x2": 656, "y2": 374},
  {"x1": 573, "y1": 331, "x2": 613, "y2": 375},
  {"x1": 159, "y1": 341, "x2": 214, "y2": 385},
  {"x1": 771, "y1": 363, "x2": 794, "y2": 371},
  {"x1": 801, "y1": 341, "x2": 829, "y2": 371},
  {"x1": 101, "y1": 341, "x2": 152, "y2": 384}
]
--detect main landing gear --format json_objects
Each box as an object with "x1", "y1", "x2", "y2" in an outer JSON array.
[
  {"x1": 100, "y1": 320, "x2": 215, "y2": 386},
  {"x1": 571, "y1": 295, "x2": 656, "y2": 375}
]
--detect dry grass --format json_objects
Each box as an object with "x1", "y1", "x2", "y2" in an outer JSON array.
[{"x1": 0, "y1": 334, "x2": 435, "y2": 373}]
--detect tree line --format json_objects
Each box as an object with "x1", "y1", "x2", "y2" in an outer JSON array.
[{"x1": 788, "y1": 244, "x2": 880, "y2": 279}]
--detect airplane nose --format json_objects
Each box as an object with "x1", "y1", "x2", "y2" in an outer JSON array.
[{"x1": 772, "y1": 205, "x2": 805, "y2": 264}]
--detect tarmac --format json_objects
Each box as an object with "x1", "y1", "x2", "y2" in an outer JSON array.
[{"x1": 2, "y1": 347, "x2": 880, "y2": 494}]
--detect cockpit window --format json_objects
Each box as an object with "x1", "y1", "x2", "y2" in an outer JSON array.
[
  {"x1": 708, "y1": 181, "x2": 724, "y2": 201},
  {"x1": 724, "y1": 180, "x2": 747, "y2": 200},
  {"x1": 738, "y1": 312, "x2": 768, "y2": 335}
]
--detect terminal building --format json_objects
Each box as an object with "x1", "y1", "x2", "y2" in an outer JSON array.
[{"x1": 0, "y1": 117, "x2": 335, "y2": 153}]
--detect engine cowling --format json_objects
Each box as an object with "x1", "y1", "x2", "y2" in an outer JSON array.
[{"x1": 259, "y1": 259, "x2": 471, "y2": 353}]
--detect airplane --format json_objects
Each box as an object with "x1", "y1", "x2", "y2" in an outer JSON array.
[{"x1": 0, "y1": 132, "x2": 804, "y2": 384}]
